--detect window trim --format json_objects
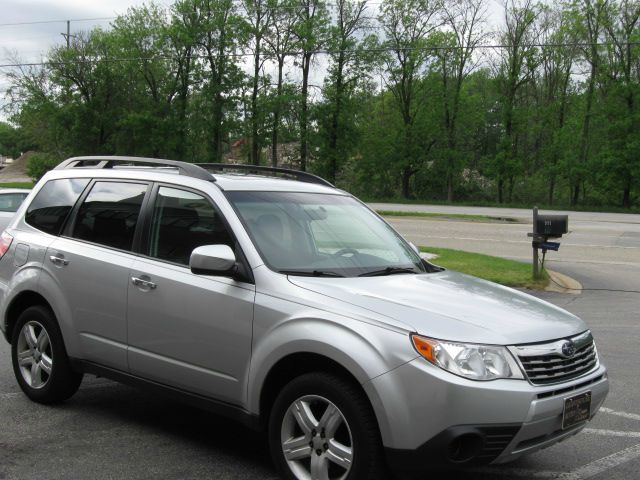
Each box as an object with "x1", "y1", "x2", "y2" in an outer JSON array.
[
  {"x1": 136, "y1": 182, "x2": 255, "y2": 284},
  {"x1": 61, "y1": 178, "x2": 152, "y2": 255}
]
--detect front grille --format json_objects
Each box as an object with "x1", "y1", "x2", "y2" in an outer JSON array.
[{"x1": 513, "y1": 332, "x2": 598, "y2": 385}]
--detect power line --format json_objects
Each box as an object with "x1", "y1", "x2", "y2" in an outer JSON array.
[
  {"x1": 0, "y1": 1, "x2": 385, "y2": 28},
  {"x1": 0, "y1": 17, "x2": 115, "y2": 28},
  {"x1": 1, "y1": 41, "x2": 638, "y2": 68}
]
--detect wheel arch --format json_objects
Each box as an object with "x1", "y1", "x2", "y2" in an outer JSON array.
[
  {"x1": 258, "y1": 352, "x2": 371, "y2": 429},
  {"x1": 4, "y1": 290, "x2": 54, "y2": 342}
]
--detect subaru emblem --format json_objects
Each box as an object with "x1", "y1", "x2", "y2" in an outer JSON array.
[{"x1": 561, "y1": 340, "x2": 576, "y2": 357}]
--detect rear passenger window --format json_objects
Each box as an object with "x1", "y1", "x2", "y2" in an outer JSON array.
[
  {"x1": 148, "y1": 187, "x2": 233, "y2": 265},
  {"x1": 72, "y1": 181, "x2": 147, "y2": 251},
  {"x1": 25, "y1": 178, "x2": 90, "y2": 235}
]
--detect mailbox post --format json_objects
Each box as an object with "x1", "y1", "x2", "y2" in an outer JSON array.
[{"x1": 528, "y1": 207, "x2": 568, "y2": 279}]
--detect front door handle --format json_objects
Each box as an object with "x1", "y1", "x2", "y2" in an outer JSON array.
[
  {"x1": 131, "y1": 276, "x2": 157, "y2": 290},
  {"x1": 49, "y1": 255, "x2": 69, "y2": 266}
]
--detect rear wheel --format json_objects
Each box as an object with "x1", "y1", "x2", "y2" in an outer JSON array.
[
  {"x1": 269, "y1": 372, "x2": 385, "y2": 480},
  {"x1": 11, "y1": 306, "x2": 82, "y2": 403}
]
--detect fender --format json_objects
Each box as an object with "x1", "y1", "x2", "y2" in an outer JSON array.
[{"x1": 247, "y1": 294, "x2": 417, "y2": 439}]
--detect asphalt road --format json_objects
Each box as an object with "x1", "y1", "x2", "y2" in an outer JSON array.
[{"x1": 1, "y1": 204, "x2": 639, "y2": 480}]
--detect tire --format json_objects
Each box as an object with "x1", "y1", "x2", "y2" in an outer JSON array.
[
  {"x1": 269, "y1": 372, "x2": 386, "y2": 480},
  {"x1": 11, "y1": 305, "x2": 83, "y2": 404}
]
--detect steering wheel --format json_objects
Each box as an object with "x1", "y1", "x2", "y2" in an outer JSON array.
[{"x1": 332, "y1": 248, "x2": 359, "y2": 257}]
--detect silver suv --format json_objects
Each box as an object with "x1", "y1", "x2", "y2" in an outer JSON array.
[{"x1": 0, "y1": 157, "x2": 609, "y2": 479}]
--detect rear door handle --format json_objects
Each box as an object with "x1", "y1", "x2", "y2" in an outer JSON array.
[
  {"x1": 131, "y1": 276, "x2": 157, "y2": 290},
  {"x1": 49, "y1": 255, "x2": 69, "y2": 266}
]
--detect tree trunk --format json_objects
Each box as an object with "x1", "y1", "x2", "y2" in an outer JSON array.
[
  {"x1": 300, "y1": 53, "x2": 311, "y2": 171},
  {"x1": 623, "y1": 179, "x2": 632, "y2": 208},
  {"x1": 401, "y1": 168, "x2": 413, "y2": 199},
  {"x1": 271, "y1": 58, "x2": 284, "y2": 167},
  {"x1": 327, "y1": 52, "x2": 345, "y2": 184},
  {"x1": 251, "y1": 25, "x2": 261, "y2": 166}
]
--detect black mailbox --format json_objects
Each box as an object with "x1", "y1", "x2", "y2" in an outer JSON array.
[{"x1": 535, "y1": 214, "x2": 568, "y2": 237}]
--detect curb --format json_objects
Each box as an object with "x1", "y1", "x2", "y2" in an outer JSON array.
[{"x1": 546, "y1": 270, "x2": 582, "y2": 295}]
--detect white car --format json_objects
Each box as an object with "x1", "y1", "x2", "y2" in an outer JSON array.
[{"x1": 0, "y1": 188, "x2": 30, "y2": 231}]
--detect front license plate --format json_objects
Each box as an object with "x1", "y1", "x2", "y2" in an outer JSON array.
[{"x1": 562, "y1": 391, "x2": 592, "y2": 429}]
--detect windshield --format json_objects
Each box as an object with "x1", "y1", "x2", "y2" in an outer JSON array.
[{"x1": 227, "y1": 191, "x2": 425, "y2": 277}]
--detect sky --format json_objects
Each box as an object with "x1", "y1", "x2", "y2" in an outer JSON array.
[{"x1": 0, "y1": 0, "x2": 506, "y2": 122}]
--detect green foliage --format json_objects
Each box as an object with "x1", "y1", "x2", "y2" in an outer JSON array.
[
  {"x1": 25, "y1": 153, "x2": 60, "y2": 181},
  {"x1": 5, "y1": 0, "x2": 640, "y2": 209}
]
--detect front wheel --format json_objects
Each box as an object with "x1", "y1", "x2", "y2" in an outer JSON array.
[
  {"x1": 11, "y1": 306, "x2": 83, "y2": 404},
  {"x1": 269, "y1": 372, "x2": 385, "y2": 480}
]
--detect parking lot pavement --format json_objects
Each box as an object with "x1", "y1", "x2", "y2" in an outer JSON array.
[{"x1": 1, "y1": 286, "x2": 639, "y2": 480}]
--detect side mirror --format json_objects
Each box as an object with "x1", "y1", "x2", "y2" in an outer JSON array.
[{"x1": 190, "y1": 245, "x2": 236, "y2": 275}]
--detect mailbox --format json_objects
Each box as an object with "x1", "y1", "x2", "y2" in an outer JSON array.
[
  {"x1": 529, "y1": 207, "x2": 569, "y2": 279},
  {"x1": 535, "y1": 214, "x2": 568, "y2": 238}
]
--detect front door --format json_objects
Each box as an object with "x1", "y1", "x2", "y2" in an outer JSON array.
[{"x1": 127, "y1": 185, "x2": 255, "y2": 405}]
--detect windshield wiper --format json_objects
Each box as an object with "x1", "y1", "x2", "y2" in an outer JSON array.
[
  {"x1": 358, "y1": 267, "x2": 419, "y2": 277},
  {"x1": 279, "y1": 269, "x2": 345, "y2": 278}
]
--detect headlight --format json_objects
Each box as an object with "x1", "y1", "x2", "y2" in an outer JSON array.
[{"x1": 411, "y1": 334, "x2": 524, "y2": 381}]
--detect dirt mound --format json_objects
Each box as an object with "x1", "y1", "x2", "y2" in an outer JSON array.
[{"x1": 0, "y1": 151, "x2": 33, "y2": 182}]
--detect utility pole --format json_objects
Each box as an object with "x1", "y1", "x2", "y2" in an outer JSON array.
[{"x1": 61, "y1": 20, "x2": 75, "y2": 48}]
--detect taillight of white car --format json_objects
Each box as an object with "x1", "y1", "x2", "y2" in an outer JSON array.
[{"x1": 0, "y1": 231, "x2": 14, "y2": 259}]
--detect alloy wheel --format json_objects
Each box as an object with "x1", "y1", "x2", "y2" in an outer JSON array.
[
  {"x1": 16, "y1": 320, "x2": 53, "y2": 389},
  {"x1": 281, "y1": 394, "x2": 354, "y2": 480}
]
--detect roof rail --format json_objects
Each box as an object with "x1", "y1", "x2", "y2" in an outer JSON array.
[
  {"x1": 196, "y1": 163, "x2": 334, "y2": 188},
  {"x1": 55, "y1": 156, "x2": 214, "y2": 182}
]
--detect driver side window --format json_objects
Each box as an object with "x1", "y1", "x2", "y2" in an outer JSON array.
[{"x1": 148, "y1": 186, "x2": 233, "y2": 266}]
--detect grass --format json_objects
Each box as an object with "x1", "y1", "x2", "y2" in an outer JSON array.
[
  {"x1": 420, "y1": 246, "x2": 548, "y2": 289},
  {"x1": 377, "y1": 210, "x2": 521, "y2": 223},
  {"x1": 0, "y1": 182, "x2": 34, "y2": 189}
]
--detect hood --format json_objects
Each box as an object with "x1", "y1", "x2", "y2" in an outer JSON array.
[{"x1": 288, "y1": 271, "x2": 586, "y2": 345}]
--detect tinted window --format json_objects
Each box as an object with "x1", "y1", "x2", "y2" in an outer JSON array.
[
  {"x1": 148, "y1": 187, "x2": 233, "y2": 265},
  {"x1": 72, "y1": 182, "x2": 147, "y2": 251},
  {"x1": 0, "y1": 192, "x2": 29, "y2": 212},
  {"x1": 25, "y1": 179, "x2": 90, "y2": 235}
]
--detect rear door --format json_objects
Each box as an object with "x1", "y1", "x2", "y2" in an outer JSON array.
[
  {"x1": 43, "y1": 180, "x2": 150, "y2": 371},
  {"x1": 127, "y1": 185, "x2": 255, "y2": 405}
]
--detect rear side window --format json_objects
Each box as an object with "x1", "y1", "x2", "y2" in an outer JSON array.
[
  {"x1": 71, "y1": 181, "x2": 147, "y2": 251},
  {"x1": 25, "y1": 178, "x2": 90, "y2": 235}
]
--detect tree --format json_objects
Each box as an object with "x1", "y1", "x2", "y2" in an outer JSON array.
[
  {"x1": 244, "y1": 0, "x2": 272, "y2": 165},
  {"x1": 600, "y1": 0, "x2": 640, "y2": 207},
  {"x1": 264, "y1": 0, "x2": 299, "y2": 166},
  {"x1": 293, "y1": 0, "x2": 330, "y2": 171},
  {"x1": 194, "y1": 0, "x2": 245, "y2": 161},
  {"x1": 319, "y1": 0, "x2": 374, "y2": 183},
  {"x1": 536, "y1": 4, "x2": 579, "y2": 205},
  {"x1": 379, "y1": 0, "x2": 443, "y2": 198},
  {"x1": 570, "y1": 0, "x2": 608, "y2": 205},
  {"x1": 437, "y1": 0, "x2": 487, "y2": 201},
  {"x1": 492, "y1": 0, "x2": 540, "y2": 203}
]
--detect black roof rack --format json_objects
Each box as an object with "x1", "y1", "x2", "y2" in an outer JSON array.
[
  {"x1": 196, "y1": 163, "x2": 334, "y2": 188},
  {"x1": 55, "y1": 156, "x2": 214, "y2": 182}
]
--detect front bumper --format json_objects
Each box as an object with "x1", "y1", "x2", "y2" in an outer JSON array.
[{"x1": 363, "y1": 356, "x2": 609, "y2": 471}]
